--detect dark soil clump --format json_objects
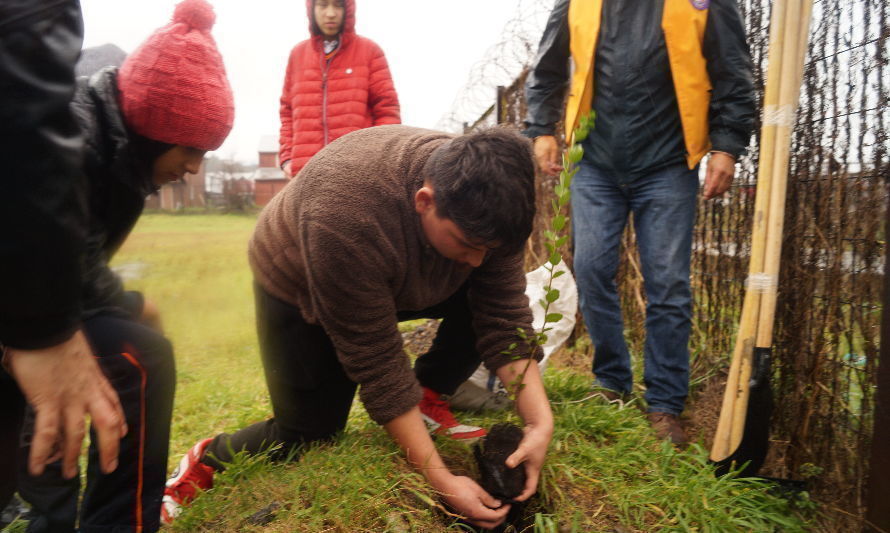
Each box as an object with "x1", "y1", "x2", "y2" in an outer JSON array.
[{"x1": 474, "y1": 423, "x2": 526, "y2": 502}]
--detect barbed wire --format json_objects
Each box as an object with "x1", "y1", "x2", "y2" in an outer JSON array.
[{"x1": 435, "y1": 0, "x2": 553, "y2": 132}]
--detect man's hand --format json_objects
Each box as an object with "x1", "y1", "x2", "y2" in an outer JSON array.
[
  {"x1": 505, "y1": 422, "x2": 552, "y2": 502},
  {"x1": 533, "y1": 135, "x2": 563, "y2": 176},
  {"x1": 283, "y1": 161, "x2": 293, "y2": 179},
  {"x1": 6, "y1": 330, "x2": 127, "y2": 478},
  {"x1": 703, "y1": 151, "x2": 736, "y2": 199},
  {"x1": 430, "y1": 472, "x2": 510, "y2": 529}
]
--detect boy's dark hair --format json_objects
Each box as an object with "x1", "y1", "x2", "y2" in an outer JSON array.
[{"x1": 423, "y1": 127, "x2": 537, "y2": 254}]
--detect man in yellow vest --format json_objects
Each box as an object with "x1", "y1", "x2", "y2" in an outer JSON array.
[{"x1": 525, "y1": 0, "x2": 754, "y2": 445}]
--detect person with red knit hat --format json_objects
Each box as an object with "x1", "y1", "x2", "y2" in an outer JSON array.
[
  {"x1": 278, "y1": 0, "x2": 401, "y2": 179},
  {"x1": 14, "y1": 1, "x2": 233, "y2": 531}
]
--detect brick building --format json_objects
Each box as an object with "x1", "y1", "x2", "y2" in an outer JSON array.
[{"x1": 253, "y1": 135, "x2": 288, "y2": 206}]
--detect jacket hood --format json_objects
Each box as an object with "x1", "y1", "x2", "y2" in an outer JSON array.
[{"x1": 305, "y1": 0, "x2": 356, "y2": 41}]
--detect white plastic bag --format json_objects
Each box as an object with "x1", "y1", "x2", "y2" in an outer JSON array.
[{"x1": 447, "y1": 260, "x2": 578, "y2": 411}]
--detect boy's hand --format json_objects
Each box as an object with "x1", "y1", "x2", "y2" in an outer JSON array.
[
  {"x1": 533, "y1": 135, "x2": 563, "y2": 176},
  {"x1": 430, "y1": 472, "x2": 510, "y2": 529},
  {"x1": 506, "y1": 422, "x2": 552, "y2": 502},
  {"x1": 141, "y1": 298, "x2": 163, "y2": 333},
  {"x1": 6, "y1": 330, "x2": 127, "y2": 478}
]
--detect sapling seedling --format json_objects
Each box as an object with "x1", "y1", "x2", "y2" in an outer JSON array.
[
  {"x1": 505, "y1": 114, "x2": 593, "y2": 402},
  {"x1": 474, "y1": 113, "x2": 595, "y2": 504}
]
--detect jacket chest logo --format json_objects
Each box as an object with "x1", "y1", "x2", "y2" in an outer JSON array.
[
  {"x1": 689, "y1": 0, "x2": 709, "y2": 9},
  {"x1": 345, "y1": 68, "x2": 353, "y2": 74}
]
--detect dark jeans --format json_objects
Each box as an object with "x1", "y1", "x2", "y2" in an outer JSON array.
[
  {"x1": 12, "y1": 314, "x2": 176, "y2": 533},
  {"x1": 571, "y1": 161, "x2": 698, "y2": 415},
  {"x1": 203, "y1": 282, "x2": 480, "y2": 470}
]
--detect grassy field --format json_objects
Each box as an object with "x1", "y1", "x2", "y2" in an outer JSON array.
[{"x1": 18, "y1": 213, "x2": 816, "y2": 532}]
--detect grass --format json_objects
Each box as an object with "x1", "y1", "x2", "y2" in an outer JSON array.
[
  {"x1": 11, "y1": 213, "x2": 816, "y2": 532},
  {"x1": 168, "y1": 371, "x2": 814, "y2": 532}
]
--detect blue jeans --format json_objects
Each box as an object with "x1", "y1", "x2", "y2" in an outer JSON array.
[{"x1": 571, "y1": 161, "x2": 698, "y2": 415}]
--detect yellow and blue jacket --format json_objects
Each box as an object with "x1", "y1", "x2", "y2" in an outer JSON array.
[{"x1": 525, "y1": 0, "x2": 755, "y2": 174}]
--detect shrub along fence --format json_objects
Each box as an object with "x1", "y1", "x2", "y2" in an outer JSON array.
[{"x1": 465, "y1": 0, "x2": 888, "y2": 529}]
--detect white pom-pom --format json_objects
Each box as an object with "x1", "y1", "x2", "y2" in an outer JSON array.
[{"x1": 173, "y1": 0, "x2": 216, "y2": 31}]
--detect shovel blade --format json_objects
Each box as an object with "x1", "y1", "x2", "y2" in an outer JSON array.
[{"x1": 712, "y1": 346, "x2": 774, "y2": 477}]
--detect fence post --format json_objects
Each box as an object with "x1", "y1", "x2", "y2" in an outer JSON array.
[
  {"x1": 866, "y1": 208, "x2": 890, "y2": 532},
  {"x1": 496, "y1": 85, "x2": 506, "y2": 124}
]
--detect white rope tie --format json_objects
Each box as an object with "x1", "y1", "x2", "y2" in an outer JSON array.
[
  {"x1": 762, "y1": 104, "x2": 797, "y2": 126},
  {"x1": 747, "y1": 272, "x2": 778, "y2": 293}
]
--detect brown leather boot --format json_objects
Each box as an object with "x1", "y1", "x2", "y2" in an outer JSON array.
[{"x1": 647, "y1": 412, "x2": 688, "y2": 448}]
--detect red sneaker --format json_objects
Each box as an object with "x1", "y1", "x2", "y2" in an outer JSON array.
[
  {"x1": 419, "y1": 387, "x2": 487, "y2": 441},
  {"x1": 161, "y1": 438, "x2": 215, "y2": 525}
]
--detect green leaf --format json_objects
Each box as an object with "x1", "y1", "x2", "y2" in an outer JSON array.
[
  {"x1": 574, "y1": 127, "x2": 589, "y2": 143},
  {"x1": 553, "y1": 184, "x2": 565, "y2": 197},
  {"x1": 546, "y1": 288, "x2": 560, "y2": 302},
  {"x1": 552, "y1": 270, "x2": 566, "y2": 278},
  {"x1": 545, "y1": 313, "x2": 564, "y2": 323},
  {"x1": 544, "y1": 230, "x2": 557, "y2": 241},
  {"x1": 568, "y1": 144, "x2": 584, "y2": 164},
  {"x1": 552, "y1": 215, "x2": 566, "y2": 231},
  {"x1": 556, "y1": 235, "x2": 569, "y2": 248},
  {"x1": 538, "y1": 298, "x2": 548, "y2": 308},
  {"x1": 549, "y1": 251, "x2": 561, "y2": 265},
  {"x1": 545, "y1": 242, "x2": 554, "y2": 255}
]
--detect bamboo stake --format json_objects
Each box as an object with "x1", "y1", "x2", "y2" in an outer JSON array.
[
  {"x1": 754, "y1": 0, "x2": 814, "y2": 351},
  {"x1": 725, "y1": 0, "x2": 815, "y2": 455},
  {"x1": 710, "y1": 0, "x2": 789, "y2": 463},
  {"x1": 728, "y1": 0, "x2": 813, "y2": 450}
]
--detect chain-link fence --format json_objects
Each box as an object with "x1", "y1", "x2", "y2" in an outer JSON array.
[{"x1": 449, "y1": 0, "x2": 888, "y2": 529}]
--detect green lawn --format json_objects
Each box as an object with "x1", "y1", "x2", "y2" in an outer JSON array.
[{"x1": 97, "y1": 213, "x2": 814, "y2": 532}]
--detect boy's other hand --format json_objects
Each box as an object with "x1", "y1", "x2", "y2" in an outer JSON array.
[
  {"x1": 505, "y1": 422, "x2": 552, "y2": 502},
  {"x1": 141, "y1": 298, "x2": 163, "y2": 333},
  {"x1": 5, "y1": 330, "x2": 127, "y2": 478}
]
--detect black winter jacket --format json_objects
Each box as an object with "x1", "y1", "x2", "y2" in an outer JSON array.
[
  {"x1": 525, "y1": 0, "x2": 755, "y2": 177},
  {"x1": 72, "y1": 68, "x2": 159, "y2": 317},
  {"x1": 0, "y1": 0, "x2": 87, "y2": 350}
]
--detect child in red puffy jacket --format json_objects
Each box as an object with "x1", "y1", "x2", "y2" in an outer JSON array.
[{"x1": 279, "y1": 0, "x2": 401, "y2": 178}]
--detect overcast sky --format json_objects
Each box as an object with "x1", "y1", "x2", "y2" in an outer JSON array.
[{"x1": 81, "y1": 0, "x2": 532, "y2": 163}]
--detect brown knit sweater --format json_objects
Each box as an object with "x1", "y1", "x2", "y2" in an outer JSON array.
[{"x1": 249, "y1": 125, "x2": 540, "y2": 425}]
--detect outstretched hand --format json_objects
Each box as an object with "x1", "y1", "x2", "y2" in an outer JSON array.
[{"x1": 6, "y1": 330, "x2": 127, "y2": 478}]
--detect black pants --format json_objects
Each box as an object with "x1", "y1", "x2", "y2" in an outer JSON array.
[
  {"x1": 9, "y1": 314, "x2": 176, "y2": 533},
  {"x1": 202, "y1": 282, "x2": 481, "y2": 470}
]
